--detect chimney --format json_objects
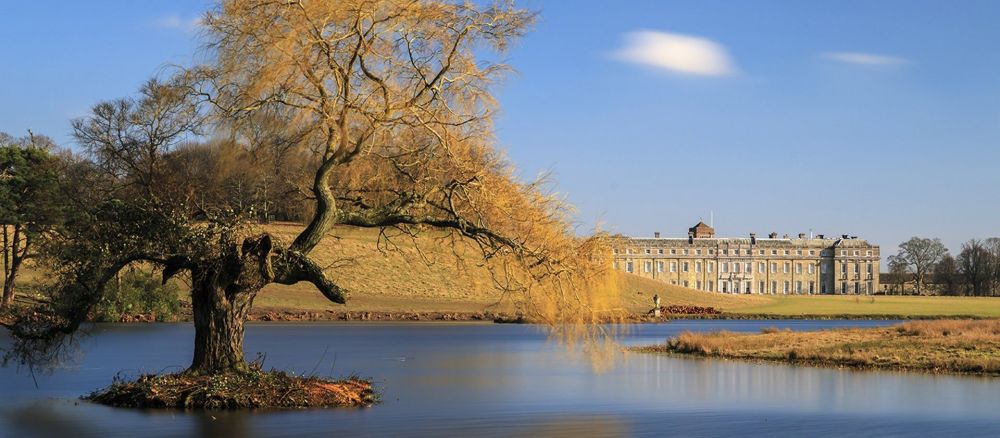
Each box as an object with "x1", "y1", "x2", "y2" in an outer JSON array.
[
  {"x1": 688, "y1": 231, "x2": 694, "y2": 244},
  {"x1": 798, "y1": 233, "x2": 806, "y2": 239},
  {"x1": 817, "y1": 234, "x2": 825, "y2": 239},
  {"x1": 654, "y1": 231, "x2": 660, "y2": 238},
  {"x1": 768, "y1": 232, "x2": 778, "y2": 239},
  {"x1": 842, "y1": 234, "x2": 849, "y2": 239},
  {"x1": 750, "y1": 233, "x2": 756, "y2": 245}
]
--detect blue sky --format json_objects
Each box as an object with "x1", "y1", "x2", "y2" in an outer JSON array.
[{"x1": 2, "y1": 1, "x2": 999, "y2": 260}]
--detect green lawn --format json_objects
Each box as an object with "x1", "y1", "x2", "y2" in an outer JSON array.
[{"x1": 729, "y1": 294, "x2": 1000, "y2": 317}]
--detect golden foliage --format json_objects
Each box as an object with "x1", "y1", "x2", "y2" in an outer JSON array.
[{"x1": 194, "y1": 0, "x2": 623, "y2": 349}]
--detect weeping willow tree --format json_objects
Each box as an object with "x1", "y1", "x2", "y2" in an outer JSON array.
[{"x1": 2, "y1": 0, "x2": 621, "y2": 376}]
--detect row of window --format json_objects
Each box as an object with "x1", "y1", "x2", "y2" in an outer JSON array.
[
  {"x1": 678, "y1": 279, "x2": 874, "y2": 295},
  {"x1": 614, "y1": 248, "x2": 876, "y2": 257},
  {"x1": 616, "y1": 260, "x2": 875, "y2": 276}
]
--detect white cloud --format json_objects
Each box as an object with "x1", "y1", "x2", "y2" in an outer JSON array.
[
  {"x1": 153, "y1": 14, "x2": 203, "y2": 33},
  {"x1": 614, "y1": 30, "x2": 736, "y2": 77},
  {"x1": 821, "y1": 52, "x2": 908, "y2": 66}
]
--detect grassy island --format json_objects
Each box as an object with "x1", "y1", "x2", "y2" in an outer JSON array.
[
  {"x1": 633, "y1": 320, "x2": 1000, "y2": 376},
  {"x1": 87, "y1": 368, "x2": 376, "y2": 409}
]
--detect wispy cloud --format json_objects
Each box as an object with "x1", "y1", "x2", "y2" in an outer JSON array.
[
  {"x1": 821, "y1": 52, "x2": 908, "y2": 66},
  {"x1": 613, "y1": 30, "x2": 736, "y2": 77},
  {"x1": 153, "y1": 14, "x2": 203, "y2": 33}
]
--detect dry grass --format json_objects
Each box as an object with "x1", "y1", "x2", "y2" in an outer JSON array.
[{"x1": 636, "y1": 320, "x2": 1000, "y2": 376}]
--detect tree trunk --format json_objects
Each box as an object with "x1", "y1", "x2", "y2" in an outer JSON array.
[
  {"x1": 2, "y1": 272, "x2": 16, "y2": 307},
  {"x1": 187, "y1": 272, "x2": 260, "y2": 375}
]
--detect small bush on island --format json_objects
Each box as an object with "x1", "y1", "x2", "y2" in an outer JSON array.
[{"x1": 634, "y1": 320, "x2": 1000, "y2": 376}]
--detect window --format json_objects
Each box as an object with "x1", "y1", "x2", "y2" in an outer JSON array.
[
  {"x1": 696, "y1": 261, "x2": 702, "y2": 273},
  {"x1": 855, "y1": 283, "x2": 860, "y2": 294},
  {"x1": 683, "y1": 262, "x2": 689, "y2": 272},
  {"x1": 708, "y1": 250, "x2": 714, "y2": 255},
  {"x1": 867, "y1": 264, "x2": 873, "y2": 274},
  {"x1": 771, "y1": 250, "x2": 777, "y2": 256},
  {"x1": 645, "y1": 249, "x2": 651, "y2": 254},
  {"x1": 670, "y1": 249, "x2": 676, "y2": 255},
  {"x1": 695, "y1": 249, "x2": 702, "y2": 255},
  {"x1": 841, "y1": 250, "x2": 847, "y2": 256},
  {"x1": 722, "y1": 250, "x2": 728, "y2": 255},
  {"x1": 613, "y1": 248, "x2": 618, "y2": 254},
  {"x1": 854, "y1": 250, "x2": 859, "y2": 256},
  {"x1": 759, "y1": 250, "x2": 765, "y2": 255},
  {"x1": 841, "y1": 263, "x2": 847, "y2": 273},
  {"x1": 795, "y1": 263, "x2": 802, "y2": 274},
  {"x1": 708, "y1": 281, "x2": 714, "y2": 292},
  {"x1": 683, "y1": 249, "x2": 689, "y2": 255},
  {"x1": 746, "y1": 263, "x2": 752, "y2": 272},
  {"x1": 867, "y1": 250, "x2": 873, "y2": 256},
  {"x1": 722, "y1": 282, "x2": 728, "y2": 293},
  {"x1": 867, "y1": 281, "x2": 873, "y2": 292},
  {"x1": 821, "y1": 263, "x2": 828, "y2": 274},
  {"x1": 796, "y1": 250, "x2": 802, "y2": 256},
  {"x1": 758, "y1": 262, "x2": 765, "y2": 273},
  {"x1": 708, "y1": 262, "x2": 715, "y2": 273},
  {"x1": 722, "y1": 263, "x2": 729, "y2": 273},
  {"x1": 841, "y1": 282, "x2": 848, "y2": 294},
  {"x1": 746, "y1": 250, "x2": 752, "y2": 255},
  {"x1": 809, "y1": 250, "x2": 815, "y2": 256},
  {"x1": 684, "y1": 280, "x2": 689, "y2": 288},
  {"x1": 734, "y1": 263, "x2": 740, "y2": 273},
  {"x1": 626, "y1": 261, "x2": 633, "y2": 273},
  {"x1": 657, "y1": 261, "x2": 664, "y2": 273},
  {"x1": 771, "y1": 281, "x2": 777, "y2": 293},
  {"x1": 809, "y1": 281, "x2": 815, "y2": 294},
  {"x1": 759, "y1": 281, "x2": 765, "y2": 294},
  {"x1": 808, "y1": 264, "x2": 814, "y2": 274},
  {"x1": 670, "y1": 262, "x2": 677, "y2": 273},
  {"x1": 783, "y1": 263, "x2": 790, "y2": 273},
  {"x1": 746, "y1": 281, "x2": 752, "y2": 293},
  {"x1": 783, "y1": 281, "x2": 790, "y2": 294},
  {"x1": 822, "y1": 282, "x2": 828, "y2": 294},
  {"x1": 784, "y1": 250, "x2": 790, "y2": 255},
  {"x1": 770, "y1": 263, "x2": 777, "y2": 273},
  {"x1": 696, "y1": 281, "x2": 702, "y2": 290},
  {"x1": 658, "y1": 249, "x2": 664, "y2": 255},
  {"x1": 854, "y1": 264, "x2": 860, "y2": 273},
  {"x1": 796, "y1": 281, "x2": 802, "y2": 293},
  {"x1": 644, "y1": 261, "x2": 651, "y2": 273}
]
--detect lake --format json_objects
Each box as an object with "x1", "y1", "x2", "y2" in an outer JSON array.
[{"x1": 3, "y1": 320, "x2": 999, "y2": 437}]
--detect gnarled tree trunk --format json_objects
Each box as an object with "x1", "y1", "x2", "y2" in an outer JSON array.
[
  {"x1": 188, "y1": 275, "x2": 259, "y2": 375},
  {"x1": 185, "y1": 235, "x2": 274, "y2": 375}
]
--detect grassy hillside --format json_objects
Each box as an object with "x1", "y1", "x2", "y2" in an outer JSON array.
[{"x1": 254, "y1": 223, "x2": 761, "y2": 314}]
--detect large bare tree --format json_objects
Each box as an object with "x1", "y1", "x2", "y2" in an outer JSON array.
[
  {"x1": 894, "y1": 237, "x2": 948, "y2": 295},
  {"x1": 2, "y1": 0, "x2": 616, "y2": 375}
]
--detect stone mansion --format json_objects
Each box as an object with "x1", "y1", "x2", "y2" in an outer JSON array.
[{"x1": 612, "y1": 222, "x2": 880, "y2": 295}]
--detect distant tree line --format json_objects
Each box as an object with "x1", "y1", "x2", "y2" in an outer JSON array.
[{"x1": 886, "y1": 236, "x2": 1000, "y2": 296}]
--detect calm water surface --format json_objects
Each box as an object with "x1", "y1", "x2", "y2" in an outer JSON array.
[{"x1": 2, "y1": 320, "x2": 998, "y2": 437}]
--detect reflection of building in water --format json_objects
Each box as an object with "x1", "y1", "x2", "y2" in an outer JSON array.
[{"x1": 612, "y1": 222, "x2": 880, "y2": 295}]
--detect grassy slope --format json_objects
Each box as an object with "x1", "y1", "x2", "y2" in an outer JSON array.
[{"x1": 253, "y1": 223, "x2": 763, "y2": 314}]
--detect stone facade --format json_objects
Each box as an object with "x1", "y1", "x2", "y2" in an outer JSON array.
[{"x1": 612, "y1": 223, "x2": 880, "y2": 295}]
